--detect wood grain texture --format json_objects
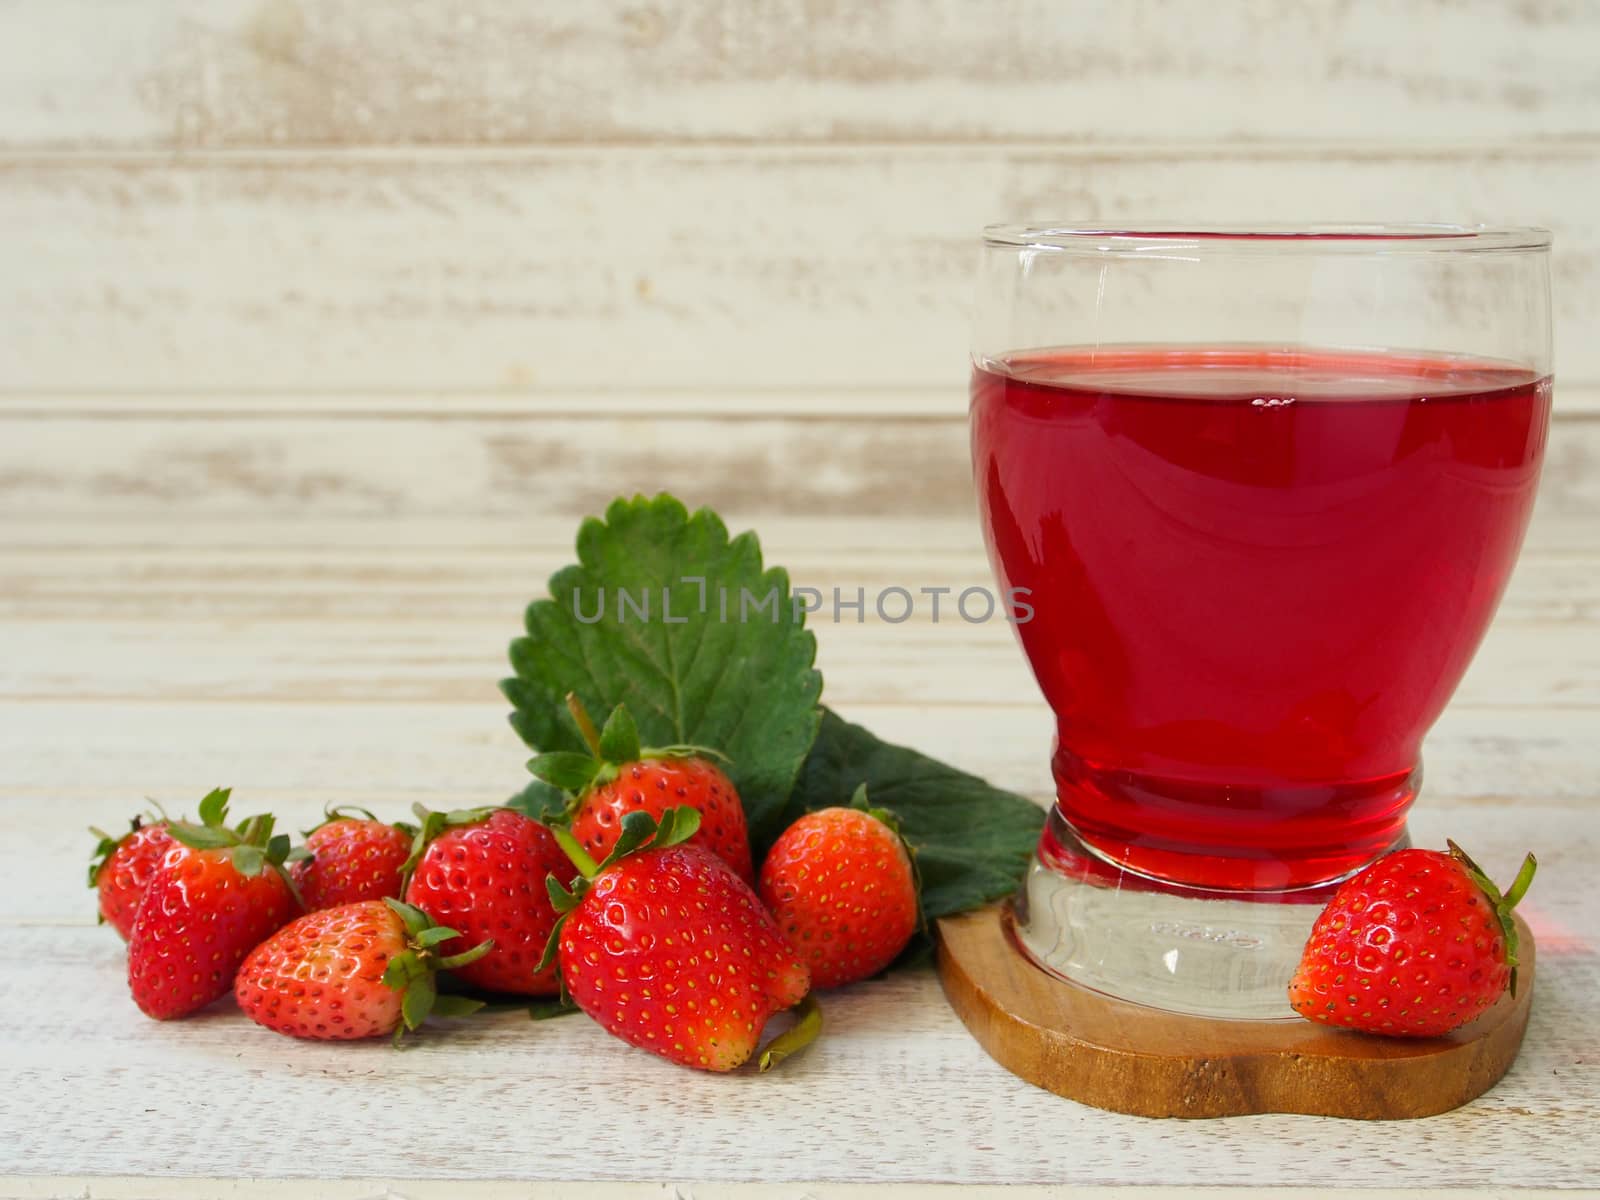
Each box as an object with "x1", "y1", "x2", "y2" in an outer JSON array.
[
  {"x1": 6, "y1": 1189, "x2": 1598, "y2": 1200},
  {"x1": 3, "y1": 0, "x2": 1599, "y2": 148},
  {"x1": 1, "y1": 408, "x2": 1596, "y2": 530},
  {"x1": 1, "y1": 148, "x2": 1596, "y2": 393},
  {"x1": 938, "y1": 906, "x2": 1534, "y2": 1119},
  {"x1": 0, "y1": 915, "x2": 1594, "y2": 1186},
  {"x1": 0, "y1": 547, "x2": 1593, "y2": 710},
  {"x1": 0, "y1": 510, "x2": 1595, "y2": 1184},
  {"x1": 2, "y1": 0, "x2": 1597, "y2": 1184}
]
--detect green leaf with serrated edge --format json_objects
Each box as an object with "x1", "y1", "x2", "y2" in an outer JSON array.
[
  {"x1": 506, "y1": 778, "x2": 569, "y2": 825},
  {"x1": 598, "y1": 704, "x2": 642, "y2": 764},
  {"x1": 528, "y1": 752, "x2": 602, "y2": 794},
  {"x1": 502, "y1": 494, "x2": 823, "y2": 849},
  {"x1": 792, "y1": 709, "x2": 1045, "y2": 923}
]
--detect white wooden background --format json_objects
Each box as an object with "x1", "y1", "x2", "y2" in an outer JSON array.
[{"x1": 2, "y1": 2, "x2": 1598, "y2": 1196}]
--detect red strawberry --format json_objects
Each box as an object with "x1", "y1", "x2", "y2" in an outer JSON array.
[
  {"x1": 528, "y1": 695, "x2": 753, "y2": 882},
  {"x1": 1288, "y1": 840, "x2": 1537, "y2": 1037},
  {"x1": 759, "y1": 790, "x2": 920, "y2": 989},
  {"x1": 401, "y1": 806, "x2": 570, "y2": 996},
  {"x1": 128, "y1": 788, "x2": 301, "y2": 1020},
  {"x1": 291, "y1": 807, "x2": 414, "y2": 910},
  {"x1": 545, "y1": 807, "x2": 816, "y2": 1073},
  {"x1": 89, "y1": 815, "x2": 174, "y2": 939},
  {"x1": 235, "y1": 899, "x2": 492, "y2": 1041}
]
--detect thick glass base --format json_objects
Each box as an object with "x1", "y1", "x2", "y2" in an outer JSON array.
[{"x1": 1014, "y1": 807, "x2": 1408, "y2": 1020}]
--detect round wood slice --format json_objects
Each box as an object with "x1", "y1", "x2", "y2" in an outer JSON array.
[{"x1": 936, "y1": 903, "x2": 1534, "y2": 1120}]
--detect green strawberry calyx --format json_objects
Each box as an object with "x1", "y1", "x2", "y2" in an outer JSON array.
[
  {"x1": 397, "y1": 803, "x2": 504, "y2": 888},
  {"x1": 1446, "y1": 839, "x2": 1538, "y2": 996},
  {"x1": 539, "y1": 806, "x2": 823, "y2": 1071},
  {"x1": 300, "y1": 803, "x2": 420, "y2": 842},
  {"x1": 86, "y1": 803, "x2": 168, "y2": 893},
  {"x1": 164, "y1": 787, "x2": 303, "y2": 908},
  {"x1": 848, "y1": 783, "x2": 929, "y2": 940},
  {"x1": 537, "y1": 806, "x2": 704, "y2": 978},
  {"x1": 525, "y1": 694, "x2": 729, "y2": 808},
  {"x1": 378, "y1": 897, "x2": 495, "y2": 1045}
]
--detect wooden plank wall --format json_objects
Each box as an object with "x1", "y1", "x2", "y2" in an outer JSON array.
[
  {"x1": 0, "y1": 3, "x2": 1595, "y2": 536},
  {"x1": 1, "y1": 1, "x2": 1596, "y2": 714}
]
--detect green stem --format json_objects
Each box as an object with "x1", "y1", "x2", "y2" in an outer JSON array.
[
  {"x1": 1502, "y1": 852, "x2": 1539, "y2": 909},
  {"x1": 758, "y1": 993, "x2": 823, "y2": 1073},
  {"x1": 566, "y1": 692, "x2": 604, "y2": 758},
  {"x1": 551, "y1": 824, "x2": 600, "y2": 880},
  {"x1": 435, "y1": 937, "x2": 496, "y2": 972}
]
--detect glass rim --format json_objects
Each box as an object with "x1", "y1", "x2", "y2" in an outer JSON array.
[{"x1": 982, "y1": 222, "x2": 1552, "y2": 254}]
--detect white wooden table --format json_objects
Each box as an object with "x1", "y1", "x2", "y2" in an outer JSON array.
[
  {"x1": 1, "y1": 502, "x2": 1597, "y2": 1197},
  {"x1": 3, "y1": 2, "x2": 1600, "y2": 1194}
]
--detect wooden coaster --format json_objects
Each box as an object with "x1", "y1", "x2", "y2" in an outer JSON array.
[{"x1": 936, "y1": 903, "x2": 1534, "y2": 1120}]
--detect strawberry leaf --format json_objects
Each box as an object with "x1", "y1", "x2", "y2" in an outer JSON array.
[
  {"x1": 502, "y1": 494, "x2": 822, "y2": 848},
  {"x1": 506, "y1": 779, "x2": 569, "y2": 825},
  {"x1": 793, "y1": 709, "x2": 1045, "y2": 921}
]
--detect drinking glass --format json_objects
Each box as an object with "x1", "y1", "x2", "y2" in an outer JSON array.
[{"x1": 970, "y1": 224, "x2": 1552, "y2": 1018}]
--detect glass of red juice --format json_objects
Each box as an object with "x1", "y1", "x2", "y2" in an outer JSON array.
[{"x1": 970, "y1": 224, "x2": 1552, "y2": 1017}]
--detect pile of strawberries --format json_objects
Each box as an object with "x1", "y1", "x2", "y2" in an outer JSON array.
[{"x1": 89, "y1": 698, "x2": 919, "y2": 1071}]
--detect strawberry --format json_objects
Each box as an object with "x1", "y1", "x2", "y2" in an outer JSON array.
[
  {"x1": 528, "y1": 695, "x2": 753, "y2": 883},
  {"x1": 89, "y1": 814, "x2": 174, "y2": 939},
  {"x1": 290, "y1": 806, "x2": 414, "y2": 910},
  {"x1": 1288, "y1": 840, "x2": 1538, "y2": 1037},
  {"x1": 235, "y1": 898, "x2": 492, "y2": 1041},
  {"x1": 759, "y1": 788, "x2": 921, "y2": 989},
  {"x1": 401, "y1": 806, "x2": 570, "y2": 996},
  {"x1": 545, "y1": 807, "x2": 817, "y2": 1073},
  {"x1": 127, "y1": 788, "x2": 301, "y2": 1020}
]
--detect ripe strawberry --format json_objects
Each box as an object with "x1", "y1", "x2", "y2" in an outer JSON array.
[
  {"x1": 1289, "y1": 840, "x2": 1538, "y2": 1037},
  {"x1": 235, "y1": 898, "x2": 491, "y2": 1041},
  {"x1": 528, "y1": 695, "x2": 753, "y2": 882},
  {"x1": 545, "y1": 807, "x2": 817, "y2": 1073},
  {"x1": 759, "y1": 790, "x2": 921, "y2": 989},
  {"x1": 401, "y1": 806, "x2": 570, "y2": 996},
  {"x1": 89, "y1": 814, "x2": 174, "y2": 939},
  {"x1": 290, "y1": 807, "x2": 414, "y2": 910},
  {"x1": 128, "y1": 788, "x2": 301, "y2": 1020}
]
